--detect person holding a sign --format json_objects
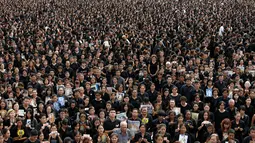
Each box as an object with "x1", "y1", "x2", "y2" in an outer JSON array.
[{"x1": 174, "y1": 124, "x2": 192, "y2": 143}]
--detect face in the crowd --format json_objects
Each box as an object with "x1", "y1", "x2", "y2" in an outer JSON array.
[
  {"x1": 180, "y1": 125, "x2": 187, "y2": 134},
  {"x1": 140, "y1": 125, "x2": 146, "y2": 133},
  {"x1": 120, "y1": 123, "x2": 127, "y2": 132},
  {"x1": 209, "y1": 135, "x2": 218, "y2": 143},
  {"x1": 109, "y1": 110, "x2": 116, "y2": 118},
  {"x1": 98, "y1": 125, "x2": 104, "y2": 134},
  {"x1": 250, "y1": 129, "x2": 255, "y2": 138},
  {"x1": 219, "y1": 103, "x2": 225, "y2": 110},
  {"x1": 228, "y1": 133, "x2": 235, "y2": 141},
  {"x1": 132, "y1": 110, "x2": 138, "y2": 118},
  {"x1": 39, "y1": 133, "x2": 44, "y2": 141},
  {"x1": 111, "y1": 135, "x2": 118, "y2": 143},
  {"x1": 155, "y1": 136, "x2": 164, "y2": 143},
  {"x1": 203, "y1": 112, "x2": 209, "y2": 120}
]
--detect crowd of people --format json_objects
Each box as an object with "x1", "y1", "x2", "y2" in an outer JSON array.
[{"x1": 0, "y1": 0, "x2": 255, "y2": 142}]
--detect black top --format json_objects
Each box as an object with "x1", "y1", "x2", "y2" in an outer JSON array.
[
  {"x1": 103, "y1": 118, "x2": 120, "y2": 131},
  {"x1": 132, "y1": 132, "x2": 152, "y2": 143},
  {"x1": 23, "y1": 139, "x2": 40, "y2": 143}
]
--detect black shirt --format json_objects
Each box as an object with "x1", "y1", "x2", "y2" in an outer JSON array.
[
  {"x1": 23, "y1": 139, "x2": 40, "y2": 143},
  {"x1": 103, "y1": 118, "x2": 120, "y2": 131}
]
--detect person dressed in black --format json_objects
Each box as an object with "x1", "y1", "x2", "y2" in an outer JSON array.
[
  {"x1": 132, "y1": 124, "x2": 151, "y2": 143},
  {"x1": 23, "y1": 129, "x2": 40, "y2": 143},
  {"x1": 10, "y1": 118, "x2": 28, "y2": 143},
  {"x1": 103, "y1": 108, "x2": 120, "y2": 134},
  {"x1": 2, "y1": 128, "x2": 13, "y2": 143},
  {"x1": 221, "y1": 129, "x2": 239, "y2": 143}
]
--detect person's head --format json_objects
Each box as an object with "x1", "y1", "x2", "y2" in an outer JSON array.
[
  {"x1": 7, "y1": 109, "x2": 16, "y2": 118},
  {"x1": 139, "y1": 124, "x2": 146, "y2": 133},
  {"x1": 239, "y1": 105, "x2": 246, "y2": 114},
  {"x1": 50, "y1": 124, "x2": 58, "y2": 132},
  {"x1": 222, "y1": 88, "x2": 228, "y2": 97},
  {"x1": 228, "y1": 99, "x2": 235, "y2": 107},
  {"x1": 106, "y1": 101, "x2": 112, "y2": 110},
  {"x1": 23, "y1": 97, "x2": 30, "y2": 106},
  {"x1": 193, "y1": 103, "x2": 199, "y2": 111},
  {"x1": 95, "y1": 92, "x2": 102, "y2": 100},
  {"x1": 79, "y1": 112, "x2": 87, "y2": 121},
  {"x1": 109, "y1": 108, "x2": 116, "y2": 119},
  {"x1": 228, "y1": 129, "x2": 235, "y2": 141},
  {"x1": 169, "y1": 99, "x2": 175, "y2": 108},
  {"x1": 246, "y1": 97, "x2": 252, "y2": 104},
  {"x1": 154, "y1": 134, "x2": 164, "y2": 143},
  {"x1": 120, "y1": 121, "x2": 127, "y2": 132},
  {"x1": 218, "y1": 101, "x2": 225, "y2": 110},
  {"x1": 97, "y1": 125, "x2": 104, "y2": 134},
  {"x1": 16, "y1": 118, "x2": 23, "y2": 127},
  {"x1": 221, "y1": 118, "x2": 231, "y2": 130},
  {"x1": 140, "y1": 84, "x2": 146, "y2": 92},
  {"x1": 249, "y1": 126, "x2": 255, "y2": 138},
  {"x1": 40, "y1": 113, "x2": 47, "y2": 124},
  {"x1": 141, "y1": 107, "x2": 147, "y2": 115},
  {"x1": 74, "y1": 131, "x2": 81, "y2": 142},
  {"x1": 206, "y1": 123, "x2": 214, "y2": 133},
  {"x1": 158, "y1": 124, "x2": 167, "y2": 134},
  {"x1": 29, "y1": 129, "x2": 38, "y2": 142},
  {"x1": 177, "y1": 114, "x2": 184, "y2": 123},
  {"x1": 0, "y1": 100, "x2": 7, "y2": 110},
  {"x1": 132, "y1": 108, "x2": 139, "y2": 118},
  {"x1": 99, "y1": 109, "x2": 106, "y2": 118},
  {"x1": 172, "y1": 86, "x2": 178, "y2": 93},
  {"x1": 110, "y1": 133, "x2": 119, "y2": 143},
  {"x1": 186, "y1": 77, "x2": 192, "y2": 85},
  {"x1": 185, "y1": 110, "x2": 191, "y2": 119},
  {"x1": 203, "y1": 111, "x2": 210, "y2": 120},
  {"x1": 235, "y1": 112, "x2": 241, "y2": 121},
  {"x1": 168, "y1": 111, "x2": 176, "y2": 120},
  {"x1": 180, "y1": 96, "x2": 187, "y2": 104},
  {"x1": 179, "y1": 124, "x2": 187, "y2": 134},
  {"x1": 2, "y1": 128, "x2": 10, "y2": 138},
  {"x1": 208, "y1": 134, "x2": 219, "y2": 143},
  {"x1": 158, "y1": 110, "x2": 166, "y2": 120},
  {"x1": 39, "y1": 132, "x2": 44, "y2": 141}
]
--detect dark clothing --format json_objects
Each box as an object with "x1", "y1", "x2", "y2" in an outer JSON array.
[
  {"x1": 23, "y1": 139, "x2": 40, "y2": 143},
  {"x1": 133, "y1": 132, "x2": 152, "y2": 143},
  {"x1": 214, "y1": 110, "x2": 230, "y2": 132},
  {"x1": 231, "y1": 120, "x2": 245, "y2": 142},
  {"x1": 180, "y1": 84, "x2": 195, "y2": 104},
  {"x1": 103, "y1": 118, "x2": 121, "y2": 132}
]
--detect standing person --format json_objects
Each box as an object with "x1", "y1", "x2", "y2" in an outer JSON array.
[
  {"x1": 148, "y1": 55, "x2": 159, "y2": 81},
  {"x1": 24, "y1": 129, "x2": 40, "y2": 143},
  {"x1": 180, "y1": 78, "x2": 195, "y2": 104},
  {"x1": 214, "y1": 101, "x2": 230, "y2": 132},
  {"x1": 231, "y1": 112, "x2": 245, "y2": 142}
]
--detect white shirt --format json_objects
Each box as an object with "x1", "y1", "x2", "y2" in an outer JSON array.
[{"x1": 219, "y1": 26, "x2": 224, "y2": 36}]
